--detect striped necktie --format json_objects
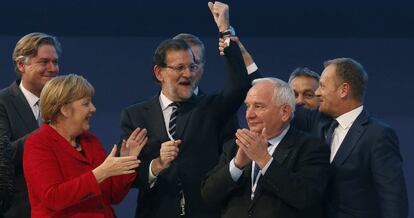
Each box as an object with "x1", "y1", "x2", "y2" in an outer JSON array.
[{"x1": 168, "y1": 102, "x2": 180, "y2": 140}]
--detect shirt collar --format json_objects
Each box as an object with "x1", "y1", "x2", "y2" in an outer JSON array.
[
  {"x1": 268, "y1": 125, "x2": 290, "y2": 147},
  {"x1": 19, "y1": 82, "x2": 39, "y2": 107},
  {"x1": 193, "y1": 86, "x2": 199, "y2": 96},
  {"x1": 335, "y1": 105, "x2": 364, "y2": 130},
  {"x1": 159, "y1": 91, "x2": 174, "y2": 111}
]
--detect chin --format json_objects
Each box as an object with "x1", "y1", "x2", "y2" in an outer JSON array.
[
  {"x1": 318, "y1": 105, "x2": 326, "y2": 113},
  {"x1": 248, "y1": 126, "x2": 262, "y2": 133},
  {"x1": 179, "y1": 92, "x2": 193, "y2": 100},
  {"x1": 82, "y1": 123, "x2": 90, "y2": 132}
]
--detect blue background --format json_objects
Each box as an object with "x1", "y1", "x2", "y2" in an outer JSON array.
[{"x1": 1, "y1": 0, "x2": 412, "y2": 217}]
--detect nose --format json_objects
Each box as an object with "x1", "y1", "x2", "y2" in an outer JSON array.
[
  {"x1": 90, "y1": 102, "x2": 97, "y2": 113},
  {"x1": 315, "y1": 87, "x2": 321, "y2": 97},
  {"x1": 296, "y1": 95, "x2": 305, "y2": 105},
  {"x1": 181, "y1": 66, "x2": 194, "y2": 78},
  {"x1": 245, "y1": 106, "x2": 256, "y2": 119},
  {"x1": 47, "y1": 61, "x2": 59, "y2": 73}
]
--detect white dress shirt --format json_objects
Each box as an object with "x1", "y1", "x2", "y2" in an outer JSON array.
[
  {"x1": 330, "y1": 105, "x2": 363, "y2": 162},
  {"x1": 149, "y1": 62, "x2": 259, "y2": 185},
  {"x1": 19, "y1": 82, "x2": 40, "y2": 120},
  {"x1": 159, "y1": 92, "x2": 176, "y2": 141}
]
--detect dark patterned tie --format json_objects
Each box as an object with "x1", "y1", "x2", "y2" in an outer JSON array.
[
  {"x1": 168, "y1": 102, "x2": 180, "y2": 140},
  {"x1": 325, "y1": 119, "x2": 339, "y2": 146},
  {"x1": 35, "y1": 100, "x2": 42, "y2": 127}
]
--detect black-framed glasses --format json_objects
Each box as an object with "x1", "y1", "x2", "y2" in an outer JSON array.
[{"x1": 164, "y1": 64, "x2": 199, "y2": 73}]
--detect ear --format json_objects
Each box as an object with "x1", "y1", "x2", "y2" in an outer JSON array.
[
  {"x1": 16, "y1": 60, "x2": 26, "y2": 75},
  {"x1": 339, "y1": 83, "x2": 350, "y2": 99},
  {"x1": 59, "y1": 103, "x2": 72, "y2": 118},
  {"x1": 280, "y1": 104, "x2": 292, "y2": 122},
  {"x1": 154, "y1": 65, "x2": 164, "y2": 83}
]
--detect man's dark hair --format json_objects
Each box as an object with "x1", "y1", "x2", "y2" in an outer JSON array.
[
  {"x1": 173, "y1": 33, "x2": 206, "y2": 64},
  {"x1": 324, "y1": 58, "x2": 368, "y2": 102},
  {"x1": 152, "y1": 39, "x2": 192, "y2": 69},
  {"x1": 288, "y1": 67, "x2": 320, "y2": 84}
]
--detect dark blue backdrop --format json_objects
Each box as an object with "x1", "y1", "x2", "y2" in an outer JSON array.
[
  {"x1": 0, "y1": 0, "x2": 413, "y2": 217},
  {"x1": 1, "y1": 36, "x2": 412, "y2": 218}
]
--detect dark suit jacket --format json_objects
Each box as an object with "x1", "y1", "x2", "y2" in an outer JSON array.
[
  {"x1": 0, "y1": 135, "x2": 13, "y2": 216},
  {"x1": 201, "y1": 127, "x2": 331, "y2": 218},
  {"x1": 0, "y1": 80, "x2": 39, "y2": 218},
  {"x1": 23, "y1": 124, "x2": 136, "y2": 217},
  {"x1": 197, "y1": 89, "x2": 239, "y2": 148},
  {"x1": 120, "y1": 42, "x2": 256, "y2": 218},
  {"x1": 292, "y1": 107, "x2": 409, "y2": 218}
]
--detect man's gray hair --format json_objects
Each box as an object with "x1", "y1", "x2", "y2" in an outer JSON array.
[{"x1": 252, "y1": 77, "x2": 296, "y2": 115}]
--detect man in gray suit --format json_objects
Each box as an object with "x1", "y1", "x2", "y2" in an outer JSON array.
[{"x1": 0, "y1": 32, "x2": 61, "y2": 218}]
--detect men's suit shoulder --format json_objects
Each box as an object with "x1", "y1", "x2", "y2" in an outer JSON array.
[
  {"x1": 0, "y1": 81, "x2": 35, "y2": 217},
  {"x1": 362, "y1": 114, "x2": 408, "y2": 218}
]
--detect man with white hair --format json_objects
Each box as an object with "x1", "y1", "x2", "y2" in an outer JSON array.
[{"x1": 201, "y1": 78, "x2": 331, "y2": 218}]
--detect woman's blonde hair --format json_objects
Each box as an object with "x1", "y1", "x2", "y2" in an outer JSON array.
[{"x1": 40, "y1": 74, "x2": 94, "y2": 123}]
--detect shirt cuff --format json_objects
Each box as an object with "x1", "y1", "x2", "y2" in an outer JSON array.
[
  {"x1": 246, "y1": 63, "x2": 258, "y2": 75},
  {"x1": 224, "y1": 37, "x2": 231, "y2": 47},
  {"x1": 260, "y1": 157, "x2": 274, "y2": 175},
  {"x1": 148, "y1": 160, "x2": 157, "y2": 188},
  {"x1": 229, "y1": 158, "x2": 243, "y2": 182}
]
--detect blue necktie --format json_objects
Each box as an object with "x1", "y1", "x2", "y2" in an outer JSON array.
[
  {"x1": 252, "y1": 143, "x2": 272, "y2": 182},
  {"x1": 325, "y1": 120, "x2": 338, "y2": 146},
  {"x1": 253, "y1": 163, "x2": 261, "y2": 182}
]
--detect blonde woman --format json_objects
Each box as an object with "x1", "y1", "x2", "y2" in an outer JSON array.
[{"x1": 23, "y1": 74, "x2": 147, "y2": 217}]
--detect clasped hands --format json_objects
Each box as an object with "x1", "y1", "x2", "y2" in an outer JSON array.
[{"x1": 234, "y1": 128, "x2": 272, "y2": 169}]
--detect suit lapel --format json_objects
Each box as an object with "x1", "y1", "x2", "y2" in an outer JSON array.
[
  {"x1": 144, "y1": 96, "x2": 170, "y2": 143},
  {"x1": 249, "y1": 128, "x2": 295, "y2": 207},
  {"x1": 271, "y1": 128, "x2": 295, "y2": 165},
  {"x1": 333, "y1": 110, "x2": 369, "y2": 165},
  {"x1": 175, "y1": 95, "x2": 197, "y2": 143},
  {"x1": 9, "y1": 81, "x2": 39, "y2": 130}
]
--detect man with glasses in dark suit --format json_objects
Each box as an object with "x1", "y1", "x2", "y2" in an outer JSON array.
[{"x1": 120, "y1": 2, "x2": 261, "y2": 217}]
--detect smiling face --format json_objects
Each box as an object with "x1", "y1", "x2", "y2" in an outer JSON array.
[
  {"x1": 154, "y1": 49, "x2": 196, "y2": 102},
  {"x1": 63, "y1": 97, "x2": 96, "y2": 135},
  {"x1": 18, "y1": 44, "x2": 59, "y2": 96},
  {"x1": 315, "y1": 65, "x2": 343, "y2": 117},
  {"x1": 245, "y1": 81, "x2": 292, "y2": 138}
]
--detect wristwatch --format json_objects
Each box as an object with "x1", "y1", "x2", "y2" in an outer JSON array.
[{"x1": 219, "y1": 26, "x2": 236, "y2": 38}]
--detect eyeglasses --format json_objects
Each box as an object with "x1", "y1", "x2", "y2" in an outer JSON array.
[{"x1": 164, "y1": 64, "x2": 199, "y2": 73}]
